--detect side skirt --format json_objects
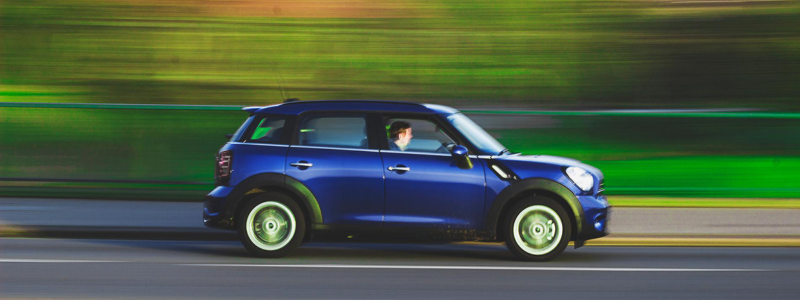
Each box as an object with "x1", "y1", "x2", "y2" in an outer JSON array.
[{"x1": 310, "y1": 224, "x2": 496, "y2": 243}]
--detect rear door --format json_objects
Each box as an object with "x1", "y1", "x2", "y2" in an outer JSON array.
[{"x1": 285, "y1": 113, "x2": 385, "y2": 226}]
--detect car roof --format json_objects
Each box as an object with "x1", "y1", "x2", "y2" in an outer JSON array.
[{"x1": 244, "y1": 100, "x2": 460, "y2": 115}]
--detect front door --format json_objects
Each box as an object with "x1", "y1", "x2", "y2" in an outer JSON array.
[{"x1": 380, "y1": 117, "x2": 486, "y2": 229}]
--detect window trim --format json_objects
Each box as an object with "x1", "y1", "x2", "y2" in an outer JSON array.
[
  {"x1": 228, "y1": 142, "x2": 289, "y2": 148},
  {"x1": 290, "y1": 145, "x2": 379, "y2": 153},
  {"x1": 379, "y1": 149, "x2": 452, "y2": 157}
]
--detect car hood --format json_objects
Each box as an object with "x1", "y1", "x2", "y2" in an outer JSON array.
[{"x1": 494, "y1": 154, "x2": 604, "y2": 180}]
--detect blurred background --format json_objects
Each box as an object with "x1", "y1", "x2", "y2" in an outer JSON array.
[{"x1": 2, "y1": 0, "x2": 799, "y2": 201}]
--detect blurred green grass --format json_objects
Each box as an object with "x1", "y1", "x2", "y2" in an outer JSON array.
[
  {"x1": 0, "y1": 108, "x2": 243, "y2": 183},
  {"x1": 2, "y1": 107, "x2": 799, "y2": 201},
  {"x1": 609, "y1": 197, "x2": 800, "y2": 209}
]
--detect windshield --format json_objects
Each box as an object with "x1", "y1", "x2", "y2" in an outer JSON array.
[{"x1": 446, "y1": 113, "x2": 507, "y2": 155}]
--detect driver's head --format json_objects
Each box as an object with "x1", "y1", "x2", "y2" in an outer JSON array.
[{"x1": 389, "y1": 121, "x2": 413, "y2": 147}]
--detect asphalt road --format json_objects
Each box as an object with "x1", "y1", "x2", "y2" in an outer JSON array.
[
  {"x1": 1, "y1": 197, "x2": 799, "y2": 298},
  {"x1": 2, "y1": 197, "x2": 800, "y2": 236},
  {"x1": 0, "y1": 238, "x2": 798, "y2": 299}
]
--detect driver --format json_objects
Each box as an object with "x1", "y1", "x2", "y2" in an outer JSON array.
[{"x1": 388, "y1": 121, "x2": 413, "y2": 151}]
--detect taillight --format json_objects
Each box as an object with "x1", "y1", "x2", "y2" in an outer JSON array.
[{"x1": 215, "y1": 150, "x2": 232, "y2": 185}]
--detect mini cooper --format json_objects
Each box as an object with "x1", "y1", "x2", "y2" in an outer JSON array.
[{"x1": 204, "y1": 100, "x2": 609, "y2": 261}]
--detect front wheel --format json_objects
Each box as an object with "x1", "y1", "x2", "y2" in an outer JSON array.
[
  {"x1": 505, "y1": 197, "x2": 572, "y2": 261},
  {"x1": 238, "y1": 193, "x2": 306, "y2": 258}
]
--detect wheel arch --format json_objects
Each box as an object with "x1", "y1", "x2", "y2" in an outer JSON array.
[
  {"x1": 223, "y1": 173, "x2": 323, "y2": 230},
  {"x1": 486, "y1": 178, "x2": 584, "y2": 242}
]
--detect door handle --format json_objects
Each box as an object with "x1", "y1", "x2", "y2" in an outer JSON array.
[
  {"x1": 290, "y1": 161, "x2": 313, "y2": 168},
  {"x1": 387, "y1": 165, "x2": 410, "y2": 172}
]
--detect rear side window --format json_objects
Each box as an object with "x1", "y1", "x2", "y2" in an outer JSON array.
[
  {"x1": 297, "y1": 115, "x2": 368, "y2": 149},
  {"x1": 243, "y1": 115, "x2": 287, "y2": 144}
]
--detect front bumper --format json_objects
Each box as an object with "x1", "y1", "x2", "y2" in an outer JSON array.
[{"x1": 577, "y1": 194, "x2": 610, "y2": 241}]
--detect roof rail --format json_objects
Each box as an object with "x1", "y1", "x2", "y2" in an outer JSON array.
[{"x1": 279, "y1": 99, "x2": 425, "y2": 106}]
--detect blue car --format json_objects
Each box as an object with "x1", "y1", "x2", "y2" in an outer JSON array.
[{"x1": 204, "y1": 100, "x2": 609, "y2": 261}]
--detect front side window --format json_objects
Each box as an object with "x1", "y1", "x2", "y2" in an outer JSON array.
[
  {"x1": 298, "y1": 115, "x2": 369, "y2": 149},
  {"x1": 384, "y1": 117, "x2": 456, "y2": 153}
]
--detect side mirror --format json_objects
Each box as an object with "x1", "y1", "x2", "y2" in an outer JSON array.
[
  {"x1": 225, "y1": 133, "x2": 234, "y2": 140},
  {"x1": 451, "y1": 145, "x2": 473, "y2": 169}
]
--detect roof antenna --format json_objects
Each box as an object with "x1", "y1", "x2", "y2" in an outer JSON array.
[{"x1": 269, "y1": 61, "x2": 296, "y2": 103}]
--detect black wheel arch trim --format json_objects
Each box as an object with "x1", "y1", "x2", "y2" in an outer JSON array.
[
  {"x1": 284, "y1": 175, "x2": 324, "y2": 224},
  {"x1": 485, "y1": 178, "x2": 584, "y2": 240},
  {"x1": 219, "y1": 173, "x2": 323, "y2": 228}
]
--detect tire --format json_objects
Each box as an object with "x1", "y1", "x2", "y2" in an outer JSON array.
[
  {"x1": 238, "y1": 192, "x2": 306, "y2": 258},
  {"x1": 504, "y1": 196, "x2": 572, "y2": 262}
]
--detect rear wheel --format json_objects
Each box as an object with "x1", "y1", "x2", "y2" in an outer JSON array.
[
  {"x1": 238, "y1": 193, "x2": 305, "y2": 258},
  {"x1": 505, "y1": 197, "x2": 571, "y2": 261}
]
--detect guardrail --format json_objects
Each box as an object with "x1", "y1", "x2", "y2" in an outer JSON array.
[
  {"x1": 0, "y1": 102, "x2": 243, "y2": 111},
  {"x1": 0, "y1": 177, "x2": 210, "y2": 185}
]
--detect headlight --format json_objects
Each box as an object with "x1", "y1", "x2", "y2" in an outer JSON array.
[{"x1": 565, "y1": 167, "x2": 594, "y2": 192}]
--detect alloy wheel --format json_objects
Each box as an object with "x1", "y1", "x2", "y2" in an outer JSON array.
[
  {"x1": 245, "y1": 201, "x2": 296, "y2": 251},
  {"x1": 512, "y1": 205, "x2": 563, "y2": 255}
]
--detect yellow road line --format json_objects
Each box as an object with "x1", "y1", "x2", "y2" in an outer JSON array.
[
  {"x1": 455, "y1": 237, "x2": 800, "y2": 247},
  {"x1": 586, "y1": 237, "x2": 800, "y2": 247}
]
